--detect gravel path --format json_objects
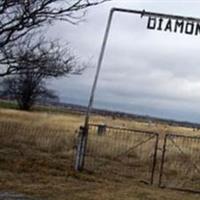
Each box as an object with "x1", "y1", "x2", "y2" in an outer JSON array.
[{"x1": 0, "y1": 192, "x2": 40, "y2": 200}]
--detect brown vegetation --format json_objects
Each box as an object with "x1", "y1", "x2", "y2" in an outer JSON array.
[{"x1": 0, "y1": 108, "x2": 199, "y2": 200}]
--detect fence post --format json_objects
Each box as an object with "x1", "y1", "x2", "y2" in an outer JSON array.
[
  {"x1": 159, "y1": 134, "x2": 168, "y2": 187},
  {"x1": 150, "y1": 133, "x2": 159, "y2": 185},
  {"x1": 75, "y1": 126, "x2": 88, "y2": 171}
]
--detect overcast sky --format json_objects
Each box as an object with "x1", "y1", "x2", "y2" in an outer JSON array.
[{"x1": 47, "y1": 0, "x2": 200, "y2": 123}]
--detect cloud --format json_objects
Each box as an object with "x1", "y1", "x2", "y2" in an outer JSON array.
[{"x1": 48, "y1": 1, "x2": 200, "y2": 122}]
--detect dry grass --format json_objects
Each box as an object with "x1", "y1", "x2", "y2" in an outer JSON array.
[
  {"x1": 0, "y1": 108, "x2": 199, "y2": 136},
  {"x1": 0, "y1": 108, "x2": 200, "y2": 200}
]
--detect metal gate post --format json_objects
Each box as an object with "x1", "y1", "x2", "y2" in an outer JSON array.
[
  {"x1": 75, "y1": 126, "x2": 88, "y2": 171},
  {"x1": 150, "y1": 133, "x2": 159, "y2": 185},
  {"x1": 159, "y1": 134, "x2": 168, "y2": 187}
]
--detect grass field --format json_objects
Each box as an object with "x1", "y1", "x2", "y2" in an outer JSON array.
[{"x1": 0, "y1": 107, "x2": 200, "y2": 200}]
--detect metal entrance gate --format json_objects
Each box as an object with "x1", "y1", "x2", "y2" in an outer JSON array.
[
  {"x1": 75, "y1": 125, "x2": 200, "y2": 192},
  {"x1": 83, "y1": 124, "x2": 159, "y2": 184},
  {"x1": 159, "y1": 134, "x2": 200, "y2": 193}
]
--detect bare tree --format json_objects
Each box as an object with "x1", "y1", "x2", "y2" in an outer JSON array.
[
  {"x1": 1, "y1": 74, "x2": 59, "y2": 110},
  {"x1": 0, "y1": 0, "x2": 109, "y2": 49},
  {"x1": 0, "y1": 38, "x2": 81, "y2": 110},
  {"x1": 0, "y1": 35, "x2": 84, "y2": 76},
  {"x1": 0, "y1": 0, "x2": 109, "y2": 76}
]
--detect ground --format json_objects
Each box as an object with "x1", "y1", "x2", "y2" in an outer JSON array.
[{"x1": 0, "y1": 107, "x2": 199, "y2": 200}]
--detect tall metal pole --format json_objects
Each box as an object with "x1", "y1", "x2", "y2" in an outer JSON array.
[
  {"x1": 84, "y1": 9, "x2": 115, "y2": 129},
  {"x1": 75, "y1": 9, "x2": 115, "y2": 171}
]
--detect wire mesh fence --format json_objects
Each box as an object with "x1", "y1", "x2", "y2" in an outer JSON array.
[
  {"x1": 159, "y1": 134, "x2": 200, "y2": 192},
  {"x1": 0, "y1": 120, "x2": 76, "y2": 168},
  {"x1": 3, "y1": 119, "x2": 200, "y2": 193},
  {"x1": 83, "y1": 124, "x2": 158, "y2": 184}
]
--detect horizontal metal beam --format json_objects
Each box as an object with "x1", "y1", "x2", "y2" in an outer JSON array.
[
  {"x1": 111, "y1": 7, "x2": 200, "y2": 22},
  {"x1": 89, "y1": 123, "x2": 159, "y2": 136},
  {"x1": 166, "y1": 133, "x2": 200, "y2": 140}
]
